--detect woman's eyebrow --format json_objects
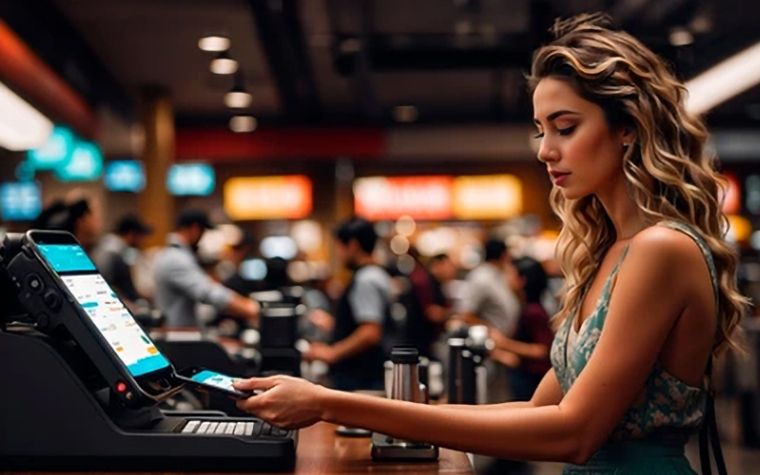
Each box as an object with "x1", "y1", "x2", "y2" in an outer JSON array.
[{"x1": 533, "y1": 110, "x2": 580, "y2": 124}]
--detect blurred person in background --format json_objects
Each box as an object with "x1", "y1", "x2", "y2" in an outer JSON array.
[
  {"x1": 220, "y1": 232, "x2": 262, "y2": 296},
  {"x1": 490, "y1": 257, "x2": 553, "y2": 401},
  {"x1": 303, "y1": 217, "x2": 391, "y2": 391},
  {"x1": 152, "y1": 208, "x2": 259, "y2": 329},
  {"x1": 428, "y1": 253, "x2": 458, "y2": 310},
  {"x1": 395, "y1": 247, "x2": 448, "y2": 359},
  {"x1": 92, "y1": 214, "x2": 153, "y2": 313},
  {"x1": 457, "y1": 239, "x2": 521, "y2": 339},
  {"x1": 455, "y1": 239, "x2": 522, "y2": 406},
  {"x1": 33, "y1": 192, "x2": 102, "y2": 253},
  {"x1": 210, "y1": 233, "x2": 263, "y2": 337}
]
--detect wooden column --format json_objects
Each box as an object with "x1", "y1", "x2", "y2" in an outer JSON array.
[{"x1": 138, "y1": 87, "x2": 174, "y2": 248}]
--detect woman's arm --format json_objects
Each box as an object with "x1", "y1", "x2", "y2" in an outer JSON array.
[
  {"x1": 236, "y1": 228, "x2": 703, "y2": 464},
  {"x1": 440, "y1": 368, "x2": 563, "y2": 411}
]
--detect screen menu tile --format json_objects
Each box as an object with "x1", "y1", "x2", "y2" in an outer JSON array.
[{"x1": 61, "y1": 273, "x2": 170, "y2": 377}]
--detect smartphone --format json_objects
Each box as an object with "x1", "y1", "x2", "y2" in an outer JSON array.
[
  {"x1": 176, "y1": 367, "x2": 253, "y2": 399},
  {"x1": 26, "y1": 231, "x2": 175, "y2": 387}
]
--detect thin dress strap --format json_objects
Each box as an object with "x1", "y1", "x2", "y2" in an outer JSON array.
[
  {"x1": 656, "y1": 222, "x2": 729, "y2": 475},
  {"x1": 656, "y1": 220, "x2": 721, "y2": 387},
  {"x1": 656, "y1": 221, "x2": 720, "y2": 309}
]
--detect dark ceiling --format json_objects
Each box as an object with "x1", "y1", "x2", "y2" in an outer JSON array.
[{"x1": 37, "y1": 0, "x2": 760, "y2": 128}]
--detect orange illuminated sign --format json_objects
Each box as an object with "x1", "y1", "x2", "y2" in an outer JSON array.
[
  {"x1": 354, "y1": 175, "x2": 522, "y2": 220},
  {"x1": 354, "y1": 177, "x2": 453, "y2": 220},
  {"x1": 453, "y1": 175, "x2": 522, "y2": 219},
  {"x1": 224, "y1": 176, "x2": 312, "y2": 220}
]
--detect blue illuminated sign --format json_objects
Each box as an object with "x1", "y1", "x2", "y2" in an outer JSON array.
[
  {"x1": 54, "y1": 141, "x2": 104, "y2": 182},
  {"x1": 15, "y1": 161, "x2": 35, "y2": 182},
  {"x1": 0, "y1": 181, "x2": 42, "y2": 221},
  {"x1": 167, "y1": 163, "x2": 215, "y2": 196},
  {"x1": 27, "y1": 125, "x2": 75, "y2": 170},
  {"x1": 104, "y1": 160, "x2": 145, "y2": 192}
]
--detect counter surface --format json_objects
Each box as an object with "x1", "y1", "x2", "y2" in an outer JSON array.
[{"x1": 1, "y1": 422, "x2": 474, "y2": 475}]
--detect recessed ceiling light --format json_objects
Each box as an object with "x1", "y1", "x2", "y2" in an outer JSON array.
[
  {"x1": 393, "y1": 105, "x2": 419, "y2": 123},
  {"x1": 225, "y1": 71, "x2": 252, "y2": 108},
  {"x1": 225, "y1": 91, "x2": 252, "y2": 109},
  {"x1": 210, "y1": 51, "x2": 238, "y2": 75},
  {"x1": 230, "y1": 115, "x2": 257, "y2": 133},
  {"x1": 669, "y1": 27, "x2": 694, "y2": 47},
  {"x1": 199, "y1": 35, "x2": 230, "y2": 52}
]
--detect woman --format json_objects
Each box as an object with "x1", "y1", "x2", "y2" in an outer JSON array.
[{"x1": 234, "y1": 14, "x2": 747, "y2": 473}]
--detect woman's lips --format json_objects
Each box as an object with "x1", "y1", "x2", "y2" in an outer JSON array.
[{"x1": 550, "y1": 171, "x2": 570, "y2": 186}]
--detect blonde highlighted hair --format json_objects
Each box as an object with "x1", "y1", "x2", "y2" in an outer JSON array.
[{"x1": 528, "y1": 13, "x2": 748, "y2": 355}]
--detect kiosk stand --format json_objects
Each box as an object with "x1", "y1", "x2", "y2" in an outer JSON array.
[{"x1": 0, "y1": 233, "x2": 296, "y2": 471}]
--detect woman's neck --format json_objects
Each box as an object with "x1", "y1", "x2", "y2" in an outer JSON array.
[{"x1": 595, "y1": 174, "x2": 648, "y2": 243}]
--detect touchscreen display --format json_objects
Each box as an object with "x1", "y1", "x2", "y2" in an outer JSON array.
[
  {"x1": 37, "y1": 243, "x2": 171, "y2": 377},
  {"x1": 190, "y1": 369, "x2": 240, "y2": 393}
]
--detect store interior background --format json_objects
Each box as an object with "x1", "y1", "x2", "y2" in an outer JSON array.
[{"x1": 2, "y1": 0, "x2": 760, "y2": 471}]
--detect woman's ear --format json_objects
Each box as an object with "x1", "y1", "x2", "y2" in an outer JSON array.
[{"x1": 621, "y1": 127, "x2": 636, "y2": 148}]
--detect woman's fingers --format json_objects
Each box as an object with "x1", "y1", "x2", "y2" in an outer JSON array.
[
  {"x1": 236, "y1": 392, "x2": 266, "y2": 413},
  {"x1": 233, "y1": 376, "x2": 279, "y2": 391}
]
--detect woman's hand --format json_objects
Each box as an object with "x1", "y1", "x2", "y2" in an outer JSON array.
[{"x1": 234, "y1": 375, "x2": 328, "y2": 430}]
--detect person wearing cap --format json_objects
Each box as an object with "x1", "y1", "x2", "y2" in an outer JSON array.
[
  {"x1": 92, "y1": 214, "x2": 153, "y2": 313},
  {"x1": 152, "y1": 208, "x2": 259, "y2": 329}
]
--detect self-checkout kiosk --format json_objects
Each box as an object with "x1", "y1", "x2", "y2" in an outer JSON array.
[{"x1": 0, "y1": 232, "x2": 297, "y2": 471}]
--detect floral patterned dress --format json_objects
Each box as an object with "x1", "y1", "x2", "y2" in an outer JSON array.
[{"x1": 551, "y1": 222, "x2": 717, "y2": 474}]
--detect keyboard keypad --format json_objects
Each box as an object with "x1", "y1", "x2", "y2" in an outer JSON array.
[{"x1": 179, "y1": 419, "x2": 286, "y2": 438}]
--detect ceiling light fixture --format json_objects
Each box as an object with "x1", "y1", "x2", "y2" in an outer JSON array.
[
  {"x1": 669, "y1": 27, "x2": 694, "y2": 47},
  {"x1": 685, "y1": 40, "x2": 760, "y2": 114},
  {"x1": 225, "y1": 71, "x2": 252, "y2": 108},
  {"x1": 198, "y1": 35, "x2": 230, "y2": 52},
  {"x1": 393, "y1": 105, "x2": 419, "y2": 123},
  {"x1": 0, "y1": 81, "x2": 53, "y2": 151},
  {"x1": 230, "y1": 115, "x2": 257, "y2": 133},
  {"x1": 210, "y1": 51, "x2": 238, "y2": 75}
]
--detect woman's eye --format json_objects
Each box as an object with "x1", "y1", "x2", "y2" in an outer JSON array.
[
  {"x1": 557, "y1": 125, "x2": 576, "y2": 136},
  {"x1": 533, "y1": 132, "x2": 545, "y2": 139}
]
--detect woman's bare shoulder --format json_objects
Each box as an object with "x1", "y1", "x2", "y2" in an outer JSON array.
[
  {"x1": 626, "y1": 225, "x2": 711, "y2": 294},
  {"x1": 631, "y1": 225, "x2": 706, "y2": 262}
]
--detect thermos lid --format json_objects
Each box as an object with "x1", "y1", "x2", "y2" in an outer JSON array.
[{"x1": 390, "y1": 347, "x2": 419, "y2": 364}]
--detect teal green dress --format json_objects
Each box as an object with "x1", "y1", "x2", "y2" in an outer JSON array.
[{"x1": 550, "y1": 221, "x2": 717, "y2": 474}]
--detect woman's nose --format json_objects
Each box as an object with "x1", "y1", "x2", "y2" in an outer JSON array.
[{"x1": 536, "y1": 139, "x2": 558, "y2": 163}]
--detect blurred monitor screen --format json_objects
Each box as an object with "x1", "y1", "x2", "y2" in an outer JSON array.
[
  {"x1": 167, "y1": 163, "x2": 215, "y2": 196},
  {"x1": 240, "y1": 258, "x2": 268, "y2": 281},
  {"x1": 0, "y1": 181, "x2": 42, "y2": 221},
  {"x1": 27, "y1": 125, "x2": 75, "y2": 170},
  {"x1": 54, "y1": 141, "x2": 104, "y2": 182},
  {"x1": 104, "y1": 160, "x2": 145, "y2": 192},
  {"x1": 260, "y1": 236, "x2": 298, "y2": 260}
]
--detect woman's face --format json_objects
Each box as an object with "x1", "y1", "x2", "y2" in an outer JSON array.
[{"x1": 532, "y1": 77, "x2": 630, "y2": 200}]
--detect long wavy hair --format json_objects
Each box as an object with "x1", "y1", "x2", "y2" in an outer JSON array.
[{"x1": 528, "y1": 13, "x2": 748, "y2": 355}]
